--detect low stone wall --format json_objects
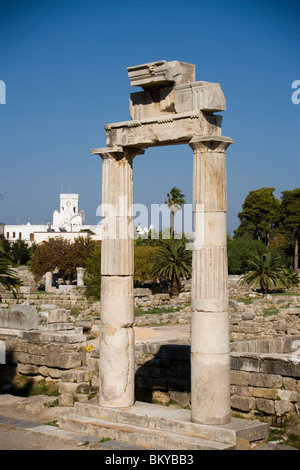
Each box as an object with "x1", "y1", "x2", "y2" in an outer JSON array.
[
  {"x1": 0, "y1": 305, "x2": 87, "y2": 397},
  {"x1": 133, "y1": 336, "x2": 300, "y2": 422},
  {"x1": 1, "y1": 291, "x2": 300, "y2": 421},
  {"x1": 230, "y1": 336, "x2": 300, "y2": 422},
  {"x1": 0, "y1": 288, "x2": 94, "y2": 311}
]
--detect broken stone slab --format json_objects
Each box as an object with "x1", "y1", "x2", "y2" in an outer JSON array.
[
  {"x1": 129, "y1": 81, "x2": 226, "y2": 120},
  {"x1": 37, "y1": 322, "x2": 76, "y2": 331},
  {"x1": 38, "y1": 308, "x2": 68, "y2": 324},
  {"x1": 0, "y1": 305, "x2": 39, "y2": 330},
  {"x1": 61, "y1": 367, "x2": 94, "y2": 383},
  {"x1": 21, "y1": 330, "x2": 86, "y2": 345},
  {"x1": 127, "y1": 60, "x2": 195, "y2": 89}
]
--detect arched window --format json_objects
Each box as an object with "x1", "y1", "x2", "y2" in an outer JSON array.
[
  {"x1": 30, "y1": 233, "x2": 34, "y2": 242},
  {"x1": 19, "y1": 232, "x2": 22, "y2": 239},
  {"x1": 13, "y1": 232, "x2": 15, "y2": 238}
]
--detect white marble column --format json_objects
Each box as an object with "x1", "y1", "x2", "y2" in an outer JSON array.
[
  {"x1": 76, "y1": 267, "x2": 85, "y2": 286},
  {"x1": 45, "y1": 271, "x2": 53, "y2": 292},
  {"x1": 94, "y1": 146, "x2": 144, "y2": 408},
  {"x1": 189, "y1": 135, "x2": 233, "y2": 425}
]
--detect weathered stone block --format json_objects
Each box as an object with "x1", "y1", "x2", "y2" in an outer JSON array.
[
  {"x1": 255, "y1": 398, "x2": 275, "y2": 415},
  {"x1": 58, "y1": 382, "x2": 87, "y2": 394},
  {"x1": 230, "y1": 370, "x2": 249, "y2": 386},
  {"x1": 0, "y1": 305, "x2": 38, "y2": 330},
  {"x1": 231, "y1": 395, "x2": 255, "y2": 412},
  {"x1": 61, "y1": 368, "x2": 93, "y2": 383},
  {"x1": 59, "y1": 393, "x2": 74, "y2": 407},
  {"x1": 127, "y1": 60, "x2": 195, "y2": 89},
  {"x1": 248, "y1": 372, "x2": 283, "y2": 388},
  {"x1": 44, "y1": 350, "x2": 82, "y2": 369},
  {"x1": 39, "y1": 366, "x2": 62, "y2": 379},
  {"x1": 16, "y1": 363, "x2": 39, "y2": 375},
  {"x1": 277, "y1": 389, "x2": 300, "y2": 402},
  {"x1": 283, "y1": 377, "x2": 297, "y2": 390},
  {"x1": 252, "y1": 387, "x2": 278, "y2": 400},
  {"x1": 275, "y1": 400, "x2": 294, "y2": 415}
]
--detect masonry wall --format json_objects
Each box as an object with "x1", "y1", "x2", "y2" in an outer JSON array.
[{"x1": 132, "y1": 338, "x2": 300, "y2": 422}]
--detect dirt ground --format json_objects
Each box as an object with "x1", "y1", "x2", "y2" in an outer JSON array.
[{"x1": 0, "y1": 394, "x2": 99, "y2": 450}]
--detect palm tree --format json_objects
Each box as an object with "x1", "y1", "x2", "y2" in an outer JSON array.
[
  {"x1": 164, "y1": 187, "x2": 186, "y2": 238},
  {"x1": 239, "y1": 250, "x2": 297, "y2": 294},
  {"x1": 0, "y1": 244, "x2": 21, "y2": 301},
  {"x1": 150, "y1": 240, "x2": 192, "y2": 296}
]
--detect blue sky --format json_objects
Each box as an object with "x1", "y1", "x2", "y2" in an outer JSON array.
[{"x1": 0, "y1": 0, "x2": 299, "y2": 234}]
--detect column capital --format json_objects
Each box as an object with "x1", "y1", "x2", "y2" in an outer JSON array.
[
  {"x1": 189, "y1": 135, "x2": 233, "y2": 153},
  {"x1": 91, "y1": 146, "x2": 145, "y2": 161}
]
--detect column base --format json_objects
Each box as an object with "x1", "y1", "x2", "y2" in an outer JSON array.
[{"x1": 191, "y1": 413, "x2": 231, "y2": 426}]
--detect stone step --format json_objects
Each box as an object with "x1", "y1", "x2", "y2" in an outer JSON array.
[
  {"x1": 37, "y1": 322, "x2": 80, "y2": 332},
  {"x1": 58, "y1": 413, "x2": 235, "y2": 450},
  {"x1": 21, "y1": 330, "x2": 86, "y2": 344},
  {"x1": 59, "y1": 400, "x2": 268, "y2": 450}
]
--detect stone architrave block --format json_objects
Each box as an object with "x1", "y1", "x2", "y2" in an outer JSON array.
[
  {"x1": 127, "y1": 60, "x2": 195, "y2": 89},
  {"x1": 129, "y1": 86, "x2": 175, "y2": 120},
  {"x1": 174, "y1": 82, "x2": 226, "y2": 113},
  {"x1": 104, "y1": 112, "x2": 223, "y2": 149},
  {"x1": 0, "y1": 305, "x2": 39, "y2": 330}
]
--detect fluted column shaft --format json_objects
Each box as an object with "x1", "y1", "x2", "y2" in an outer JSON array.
[
  {"x1": 189, "y1": 136, "x2": 233, "y2": 425},
  {"x1": 96, "y1": 146, "x2": 144, "y2": 408}
]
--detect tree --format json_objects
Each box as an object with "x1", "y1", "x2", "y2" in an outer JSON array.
[
  {"x1": 227, "y1": 235, "x2": 266, "y2": 274},
  {"x1": 239, "y1": 250, "x2": 298, "y2": 294},
  {"x1": 134, "y1": 245, "x2": 161, "y2": 283},
  {"x1": 62, "y1": 237, "x2": 98, "y2": 280},
  {"x1": 234, "y1": 188, "x2": 280, "y2": 245},
  {"x1": 279, "y1": 188, "x2": 300, "y2": 271},
  {"x1": 164, "y1": 187, "x2": 186, "y2": 238},
  {"x1": 30, "y1": 237, "x2": 70, "y2": 281},
  {"x1": 83, "y1": 244, "x2": 101, "y2": 300},
  {"x1": 0, "y1": 243, "x2": 21, "y2": 301},
  {"x1": 150, "y1": 240, "x2": 192, "y2": 296},
  {"x1": 11, "y1": 239, "x2": 31, "y2": 265},
  {"x1": 30, "y1": 236, "x2": 98, "y2": 282}
]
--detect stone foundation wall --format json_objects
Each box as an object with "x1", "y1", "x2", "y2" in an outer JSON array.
[
  {"x1": 133, "y1": 338, "x2": 300, "y2": 421},
  {"x1": 1, "y1": 287, "x2": 300, "y2": 419},
  {"x1": 0, "y1": 305, "x2": 87, "y2": 401}
]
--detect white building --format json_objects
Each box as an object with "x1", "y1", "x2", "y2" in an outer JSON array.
[
  {"x1": 4, "y1": 193, "x2": 102, "y2": 244},
  {"x1": 53, "y1": 193, "x2": 85, "y2": 228}
]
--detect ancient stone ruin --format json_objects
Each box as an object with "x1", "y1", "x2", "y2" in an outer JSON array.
[
  {"x1": 5, "y1": 61, "x2": 299, "y2": 449},
  {"x1": 90, "y1": 59, "x2": 234, "y2": 424}
]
